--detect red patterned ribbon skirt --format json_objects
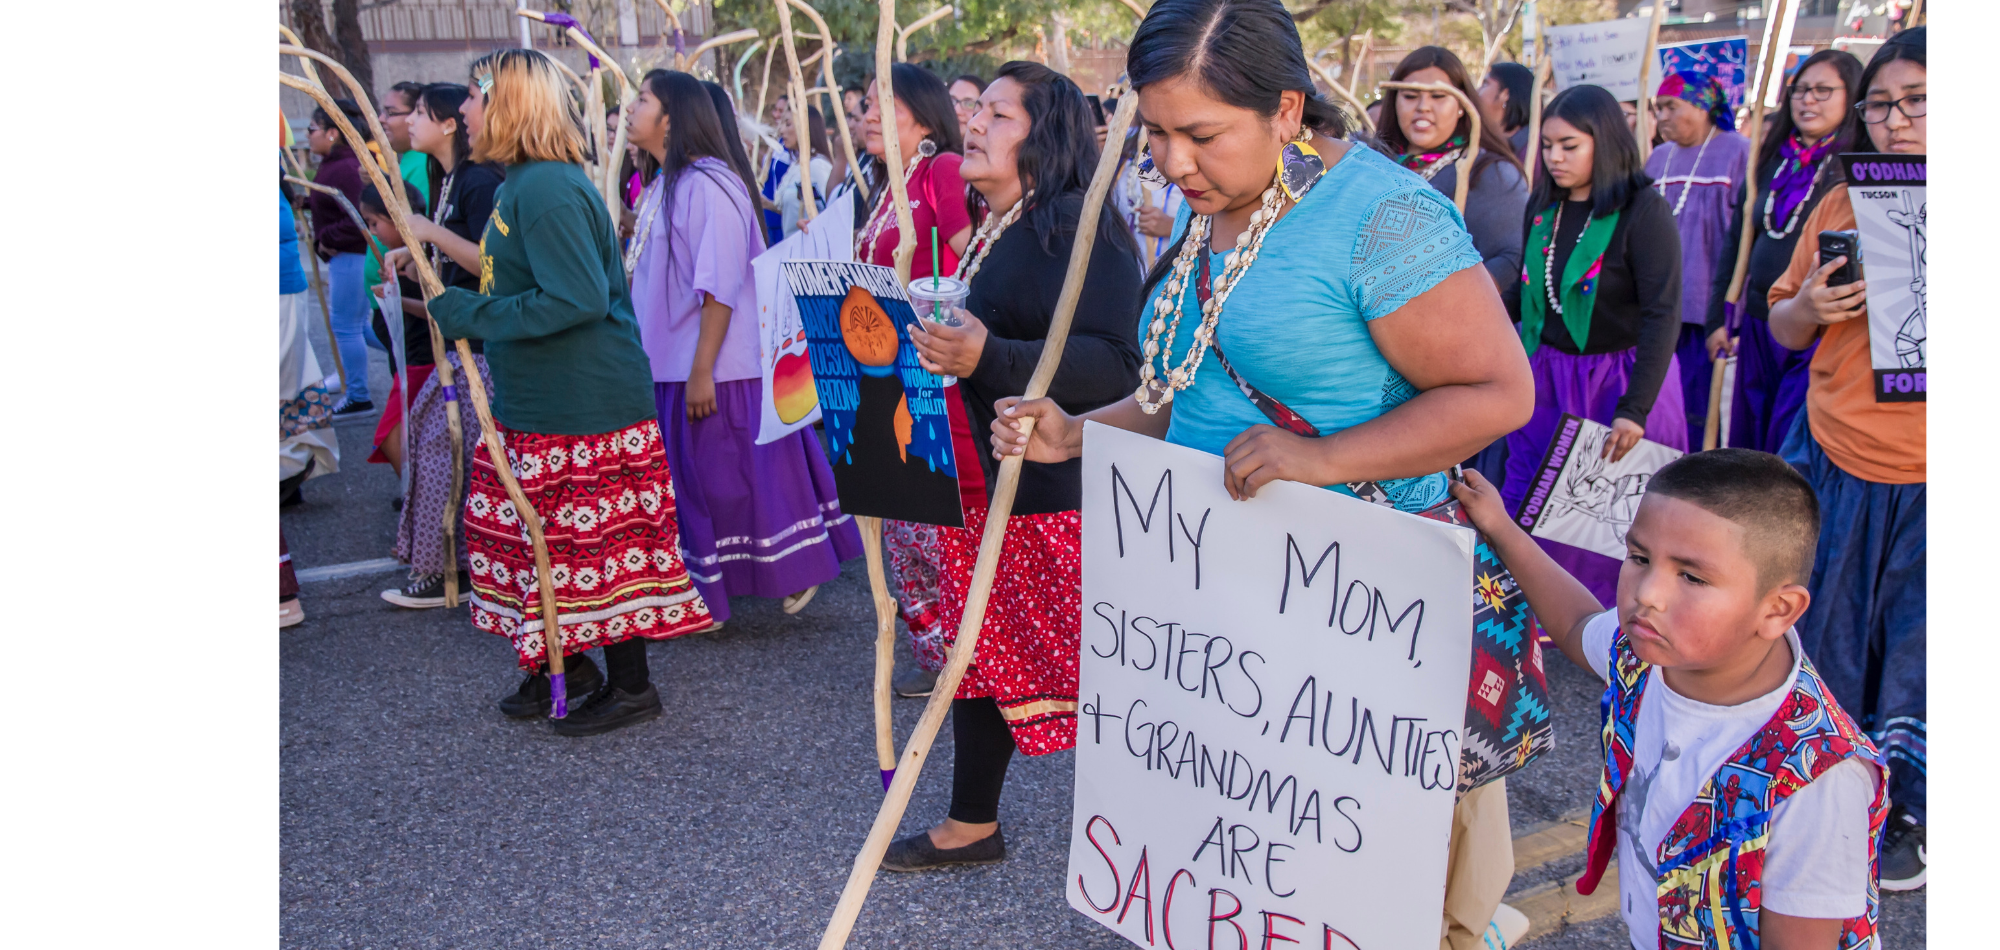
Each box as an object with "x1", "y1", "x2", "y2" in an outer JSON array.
[
  {"x1": 464, "y1": 418, "x2": 714, "y2": 669},
  {"x1": 934, "y1": 505, "x2": 1083, "y2": 756}
]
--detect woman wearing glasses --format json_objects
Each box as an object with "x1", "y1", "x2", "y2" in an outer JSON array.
[
  {"x1": 1767, "y1": 28, "x2": 1927, "y2": 893},
  {"x1": 949, "y1": 74, "x2": 987, "y2": 138},
  {"x1": 1707, "y1": 50, "x2": 1863, "y2": 453},
  {"x1": 1643, "y1": 71, "x2": 1752, "y2": 446}
]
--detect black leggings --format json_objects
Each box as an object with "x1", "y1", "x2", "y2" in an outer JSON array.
[
  {"x1": 569, "y1": 639, "x2": 649, "y2": 693},
  {"x1": 948, "y1": 698, "x2": 1017, "y2": 824}
]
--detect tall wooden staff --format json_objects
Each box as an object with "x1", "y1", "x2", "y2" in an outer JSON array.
[
  {"x1": 1349, "y1": 30, "x2": 1374, "y2": 98},
  {"x1": 1117, "y1": 0, "x2": 1147, "y2": 18},
  {"x1": 787, "y1": 0, "x2": 870, "y2": 204},
  {"x1": 1525, "y1": 24, "x2": 1551, "y2": 183},
  {"x1": 693, "y1": 29, "x2": 762, "y2": 75},
  {"x1": 652, "y1": 0, "x2": 688, "y2": 69},
  {"x1": 819, "y1": 89, "x2": 1143, "y2": 950},
  {"x1": 896, "y1": 6, "x2": 953, "y2": 62},
  {"x1": 1379, "y1": 80, "x2": 1483, "y2": 212},
  {"x1": 750, "y1": 42, "x2": 779, "y2": 172},
  {"x1": 517, "y1": 10, "x2": 637, "y2": 217},
  {"x1": 1307, "y1": 59, "x2": 1376, "y2": 134},
  {"x1": 279, "y1": 49, "x2": 573, "y2": 707},
  {"x1": 773, "y1": 0, "x2": 818, "y2": 222},
  {"x1": 278, "y1": 147, "x2": 348, "y2": 394},
  {"x1": 1635, "y1": 0, "x2": 1667, "y2": 149}
]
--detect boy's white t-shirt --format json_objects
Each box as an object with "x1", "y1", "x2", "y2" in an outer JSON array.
[{"x1": 1579, "y1": 610, "x2": 1879, "y2": 950}]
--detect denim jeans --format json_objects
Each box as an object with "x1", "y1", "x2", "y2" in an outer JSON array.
[{"x1": 325, "y1": 252, "x2": 382, "y2": 405}]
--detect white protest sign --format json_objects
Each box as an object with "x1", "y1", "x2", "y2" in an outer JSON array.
[
  {"x1": 750, "y1": 188, "x2": 853, "y2": 444},
  {"x1": 1068, "y1": 423, "x2": 1474, "y2": 950},
  {"x1": 1514, "y1": 414, "x2": 1683, "y2": 561},
  {"x1": 1840, "y1": 153, "x2": 1927, "y2": 402},
  {"x1": 1547, "y1": 18, "x2": 1649, "y2": 101}
]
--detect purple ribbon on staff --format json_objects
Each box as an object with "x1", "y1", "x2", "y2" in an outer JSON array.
[
  {"x1": 441, "y1": 385, "x2": 458, "y2": 401},
  {"x1": 540, "y1": 12, "x2": 601, "y2": 69}
]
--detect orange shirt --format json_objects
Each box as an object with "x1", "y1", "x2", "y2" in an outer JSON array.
[{"x1": 1768, "y1": 184, "x2": 1925, "y2": 483}]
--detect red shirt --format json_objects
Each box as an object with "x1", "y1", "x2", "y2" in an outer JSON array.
[{"x1": 861, "y1": 152, "x2": 973, "y2": 280}]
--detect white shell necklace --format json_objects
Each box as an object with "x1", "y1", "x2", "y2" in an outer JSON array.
[
  {"x1": 955, "y1": 192, "x2": 1027, "y2": 283},
  {"x1": 1654, "y1": 128, "x2": 1715, "y2": 218},
  {"x1": 1543, "y1": 201, "x2": 1568, "y2": 315},
  {"x1": 1762, "y1": 152, "x2": 1832, "y2": 240},
  {"x1": 859, "y1": 156, "x2": 926, "y2": 263},
  {"x1": 1135, "y1": 177, "x2": 1287, "y2": 414},
  {"x1": 621, "y1": 174, "x2": 667, "y2": 276}
]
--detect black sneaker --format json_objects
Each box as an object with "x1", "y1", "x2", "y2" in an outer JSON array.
[
  {"x1": 497, "y1": 655, "x2": 604, "y2": 719},
  {"x1": 894, "y1": 666, "x2": 938, "y2": 698},
  {"x1": 1880, "y1": 805, "x2": 1926, "y2": 891},
  {"x1": 550, "y1": 683, "x2": 663, "y2": 737},
  {"x1": 331, "y1": 399, "x2": 376, "y2": 419},
  {"x1": 380, "y1": 571, "x2": 470, "y2": 609},
  {"x1": 881, "y1": 826, "x2": 1006, "y2": 871}
]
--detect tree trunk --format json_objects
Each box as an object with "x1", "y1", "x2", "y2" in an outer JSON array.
[
  {"x1": 287, "y1": 0, "x2": 349, "y2": 98},
  {"x1": 330, "y1": 0, "x2": 376, "y2": 103},
  {"x1": 1048, "y1": 14, "x2": 1072, "y2": 76}
]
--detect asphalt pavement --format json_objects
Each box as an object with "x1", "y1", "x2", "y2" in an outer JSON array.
[{"x1": 281, "y1": 334, "x2": 1922, "y2": 948}]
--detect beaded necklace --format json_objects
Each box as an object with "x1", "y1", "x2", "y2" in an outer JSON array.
[
  {"x1": 621, "y1": 173, "x2": 667, "y2": 275},
  {"x1": 1654, "y1": 128, "x2": 1715, "y2": 217},
  {"x1": 1761, "y1": 152, "x2": 1832, "y2": 240},
  {"x1": 1543, "y1": 201, "x2": 1567, "y2": 315},
  {"x1": 1135, "y1": 178, "x2": 1288, "y2": 413},
  {"x1": 426, "y1": 163, "x2": 461, "y2": 277},
  {"x1": 954, "y1": 193, "x2": 1027, "y2": 283},
  {"x1": 858, "y1": 156, "x2": 927, "y2": 263}
]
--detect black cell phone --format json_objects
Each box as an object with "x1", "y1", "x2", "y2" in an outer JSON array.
[
  {"x1": 1085, "y1": 94, "x2": 1107, "y2": 127},
  {"x1": 1818, "y1": 229, "x2": 1863, "y2": 286}
]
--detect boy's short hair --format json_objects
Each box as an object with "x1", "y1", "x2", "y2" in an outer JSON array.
[
  {"x1": 1646, "y1": 448, "x2": 1819, "y2": 590},
  {"x1": 358, "y1": 180, "x2": 426, "y2": 219}
]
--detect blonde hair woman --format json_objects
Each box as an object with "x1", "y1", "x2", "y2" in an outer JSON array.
[{"x1": 426, "y1": 49, "x2": 715, "y2": 736}]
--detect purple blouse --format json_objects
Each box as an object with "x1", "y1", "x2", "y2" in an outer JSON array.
[{"x1": 631, "y1": 156, "x2": 765, "y2": 383}]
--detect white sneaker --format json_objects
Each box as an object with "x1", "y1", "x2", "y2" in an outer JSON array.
[
  {"x1": 782, "y1": 585, "x2": 819, "y2": 614},
  {"x1": 1483, "y1": 903, "x2": 1530, "y2": 948}
]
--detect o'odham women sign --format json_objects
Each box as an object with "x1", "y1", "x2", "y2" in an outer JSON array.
[
  {"x1": 1068, "y1": 423, "x2": 1474, "y2": 950},
  {"x1": 1841, "y1": 153, "x2": 1926, "y2": 402}
]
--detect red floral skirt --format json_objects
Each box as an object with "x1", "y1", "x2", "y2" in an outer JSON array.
[
  {"x1": 464, "y1": 418, "x2": 714, "y2": 669},
  {"x1": 934, "y1": 504, "x2": 1083, "y2": 756}
]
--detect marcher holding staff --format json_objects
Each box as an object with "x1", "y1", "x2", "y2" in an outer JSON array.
[
  {"x1": 1708, "y1": 50, "x2": 1863, "y2": 452},
  {"x1": 1767, "y1": 28, "x2": 1927, "y2": 891},
  {"x1": 991, "y1": 1, "x2": 1532, "y2": 943},
  {"x1": 305, "y1": 98, "x2": 380, "y2": 417},
  {"x1": 379, "y1": 80, "x2": 505, "y2": 608},
  {"x1": 892, "y1": 60, "x2": 1143, "y2": 871},
  {"x1": 624, "y1": 69, "x2": 860, "y2": 622},
  {"x1": 1644, "y1": 71, "x2": 1751, "y2": 446},
  {"x1": 1381, "y1": 46, "x2": 1529, "y2": 289},
  {"x1": 1499, "y1": 84, "x2": 1686, "y2": 605},
  {"x1": 424, "y1": 49, "x2": 714, "y2": 736}
]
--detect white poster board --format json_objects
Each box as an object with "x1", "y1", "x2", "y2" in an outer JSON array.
[
  {"x1": 1514, "y1": 414, "x2": 1684, "y2": 560},
  {"x1": 1547, "y1": 18, "x2": 1650, "y2": 101},
  {"x1": 750, "y1": 190, "x2": 853, "y2": 444},
  {"x1": 1841, "y1": 153, "x2": 1926, "y2": 402},
  {"x1": 1068, "y1": 424, "x2": 1474, "y2": 950}
]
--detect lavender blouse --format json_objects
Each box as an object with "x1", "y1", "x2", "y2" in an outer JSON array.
[{"x1": 631, "y1": 156, "x2": 765, "y2": 383}]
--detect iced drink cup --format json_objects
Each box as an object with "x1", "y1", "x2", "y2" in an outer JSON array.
[{"x1": 906, "y1": 275, "x2": 970, "y2": 384}]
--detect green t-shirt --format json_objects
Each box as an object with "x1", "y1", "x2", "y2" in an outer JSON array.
[
  {"x1": 363, "y1": 150, "x2": 434, "y2": 294},
  {"x1": 428, "y1": 161, "x2": 655, "y2": 436}
]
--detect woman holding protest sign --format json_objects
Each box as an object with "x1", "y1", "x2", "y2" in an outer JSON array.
[
  {"x1": 887, "y1": 60, "x2": 1143, "y2": 872},
  {"x1": 425, "y1": 49, "x2": 715, "y2": 736},
  {"x1": 624, "y1": 69, "x2": 860, "y2": 622},
  {"x1": 1707, "y1": 49, "x2": 1863, "y2": 452},
  {"x1": 1767, "y1": 28, "x2": 1927, "y2": 891},
  {"x1": 1495, "y1": 84, "x2": 1686, "y2": 605},
  {"x1": 990, "y1": 1, "x2": 1532, "y2": 944}
]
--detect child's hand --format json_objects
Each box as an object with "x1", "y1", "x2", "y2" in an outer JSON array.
[{"x1": 1449, "y1": 468, "x2": 1513, "y2": 537}]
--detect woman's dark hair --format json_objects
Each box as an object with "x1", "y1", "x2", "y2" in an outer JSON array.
[
  {"x1": 638, "y1": 70, "x2": 762, "y2": 271},
  {"x1": 312, "y1": 98, "x2": 373, "y2": 142},
  {"x1": 863, "y1": 62, "x2": 964, "y2": 200},
  {"x1": 1126, "y1": 0, "x2": 1350, "y2": 139},
  {"x1": 1848, "y1": 26, "x2": 1925, "y2": 162},
  {"x1": 701, "y1": 80, "x2": 762, "y2": 225},
  {"x1": 1382, "y1": 46, "x2": 1524, "y2": 185},
  {"x1": 390, "y1": 81, "x2": 427, "y2": 112},
  {"x1": 1754, "y1": 50, "x2": 1862, "y2": 175},
  {"x1": 359, "y1": 180, "x2": 428, "y2": 219},
  {"x1": 952, "y1": 73, "x2": 988, "y2": 95},
  {"x1": 981, "y1": 61, "x2": 1139, "y2": 260},
  {"x1": 1486, "y1": 61, "x2": 1534, "y2": 131},
  {"x1": 416, "y1": 83, "x2": 475, "y2": 203},
  {"x1": 1527, "y1": 83, "x2": 1650, "y2": 220},
  {"x1": 802, "y1": 105, "x2": 831, "y2": 160}
]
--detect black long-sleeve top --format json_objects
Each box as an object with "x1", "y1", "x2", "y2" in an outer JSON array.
[
  {"x1": 961, "y1": 192, "x2": 1144, "y2": 514},
  {"x1": 1505, "y1": 186, "x2": 1682, "y2": 424},
  {"x1": 1705, "y1": 154, "x2": 1833, "y2": 333}
]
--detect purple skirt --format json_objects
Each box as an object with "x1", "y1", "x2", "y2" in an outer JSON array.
[
  {"x1": 1728, "y1": 317, "x2": 1816, "y2": 454},
  {"x1": 1501, "y1": 346, "x2": 1688, "y2": 605},
  {"x1": 1676, "y1": 323, "x2": 1713, "y2": 448},
  {"x1": 655, "y1": 379, "x2": 863, "y2": 619}
]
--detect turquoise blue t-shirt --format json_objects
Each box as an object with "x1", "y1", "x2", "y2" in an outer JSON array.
[{"x1": 1155, "y1": 144, "x2": 1482, "y2": 512}]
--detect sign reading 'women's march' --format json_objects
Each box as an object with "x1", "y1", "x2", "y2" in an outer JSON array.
[
  {"x1": 1068, "y1": 424, "x2": 1473, "y2": 950},
  {"x1": 1840, "y1": 153, "x2": 1927, "y2": 402}
]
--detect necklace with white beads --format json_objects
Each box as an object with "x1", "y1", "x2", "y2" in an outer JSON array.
[
  {"x1": 1655, "y1": 128, "x2": 1715, "y2": 218},
  {"x1": 955, "y1": 192, "x2": 1028, "y2": 283},
  {"x1": 1543, "y1": 201, "x2": 1567, "y2": 315},
  {"x1": 1135, "y1": 176, "x2": 1287, "y2": 414},
  {"x1": 621, "y1": 174, "x2": 666, "y2": 275}
]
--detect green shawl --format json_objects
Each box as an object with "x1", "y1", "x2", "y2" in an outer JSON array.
[{"x1": 1519, "y1": 202, "x2": 1620, "y2": 354}]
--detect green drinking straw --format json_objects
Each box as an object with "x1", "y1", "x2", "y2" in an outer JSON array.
[{"x1": 929, "y1": 226, "x2": 941, "y2": 318}]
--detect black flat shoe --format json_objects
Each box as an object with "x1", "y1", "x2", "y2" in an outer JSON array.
[
  {"x1": 880, "y1": 826, "x2": 1006, "y2": 872},
  {"x1": 550, "y1": 684, "x2": 663, "y2": 737},
  {"x1": 497, "y1": 655, "x2": 604, "y2": 719}
]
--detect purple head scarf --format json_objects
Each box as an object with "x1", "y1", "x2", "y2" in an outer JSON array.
[{"x1": 1656, "y1": 70, "x2": 1735, "y2": 132}]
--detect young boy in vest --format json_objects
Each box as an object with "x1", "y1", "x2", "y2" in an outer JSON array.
[{"x1": 1450, "y1": 450, "x2": 1886, "y2": 949}]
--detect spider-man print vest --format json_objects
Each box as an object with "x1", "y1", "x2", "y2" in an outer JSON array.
[{"x1": 1577, "y1": 635, "x2": 1889, "y2": 949}]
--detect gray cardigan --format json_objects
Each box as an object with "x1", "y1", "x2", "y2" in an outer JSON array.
[{"x1": 1424, "y1": 156, "x2": 1529, "y2": 290}]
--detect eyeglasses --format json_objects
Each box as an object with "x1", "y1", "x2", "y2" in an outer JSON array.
[
  {"x1": 1855, "y1": 94, "x2": 1926, "y2": 124},
  {"x1": 1789, "y1": 84, "x2": 1842, "y2": 103},
  {"x1": 953, "y1": 97, "x2": 980, "y2": 112},
  {"x1": 382, "y1": 108, "x2": 414, "y2": 119}
]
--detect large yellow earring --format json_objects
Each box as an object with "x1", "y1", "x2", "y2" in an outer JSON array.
[{"x1": 1277, "y1": 124, "x2": 1325, "y2": 202}]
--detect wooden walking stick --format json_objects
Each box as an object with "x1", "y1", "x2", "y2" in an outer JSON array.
[
  {"x1": 516, "y1": 10, "x2": 640, "y2": 216},
  {"x1": 1704, "y1": 357, "x2": 1729, "y2": 450},
  {"x1": 774, "y1": 0, "x2": 818, "y2": 222},
  {"x1": 652, "y1": 0, "x2": 688, "y2": 69},
  {"x1": 817, "y1": 88, "x2": 1143, "y2": 950},
  {"x1": 896, "y1": 6, "x2": 953, "y2": 63},
  {"x1": 1636, "y1": 0, "x2": 1667, "y2": 149},
  {"x1": 1118, "y1": 0, "x2": 1148, "y2": 18},
  {"x1": 1350, "y1": 30, "x2": 1374, "y2": 97},
  {"x1": 691, "y1": 29, "x2": 761, "y2": 72},
  {"x1": 788, "y1": 0, "x2": 870, "y2": 204},
  {"x1": 1525, "y1": 54, "x2": 1552, "y2": 183},
  {"x1": 1723, "y1": 0, "x2": 1793, "y2": 307},
  {"x1": 280, "y1": 52, "x2": 574, "y2": 709},
  {"x1": 1307, "y1": 59, "x2": 1375, "y2": 134},
  {"x1": 1379, "y1": 80, "x2": 1482, "y2": 213},
  {"x1": 279, "y1": 150, "x2": 348, "y2": 395}
]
